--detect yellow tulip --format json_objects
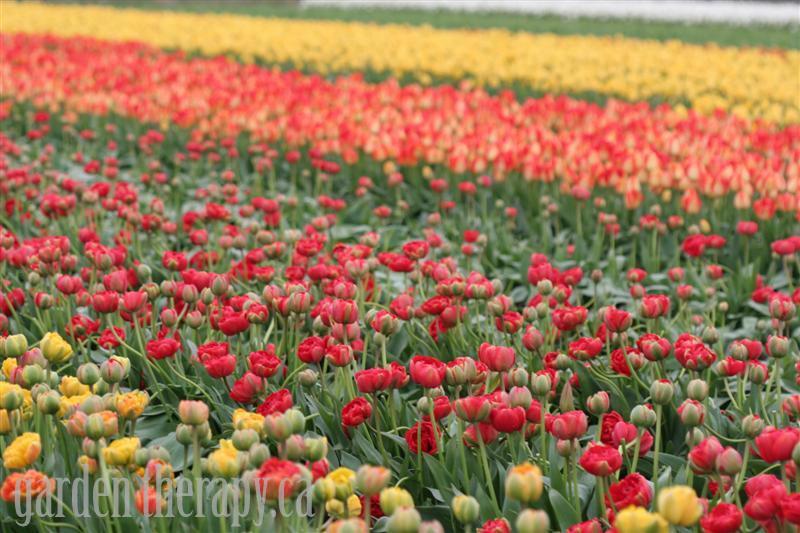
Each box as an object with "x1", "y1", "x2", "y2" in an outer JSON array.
[
  {"x1": 115, "y1": 390, "x2": 149, "y2": 420},
  {"x1": 232, "y1": 408, "x2": 264, "y2": 434},
  {"x1": 325, "y1": 494, "x2": 362, "y2": 519},
  {"x1": 59, "y1": 376, "x2": 90, "y2": 397},
  {"x1": 2, "y1": 358, "x2": 18, "y2": 380},
  {"x1": 614, "y1": 506, "x2": 668, "y2": 533},
  {"x1": 40, "y1": 332, "x2": 73, "y2": 364},
  {"x1": 505, "y1": 463, "x2": 543, "y2": 504},
  {"x1": 657, "y1": 486, "x2": 702, "y2": 527},
  {"x1": 102, "y1": 437, "x2": 140, "y2": 467},
  {"x1": 3, "y1": 432, "x2": 42, "y2": 469},
  {"x1": 207, "y1": 439, "x2": 241, "y2": 478}
]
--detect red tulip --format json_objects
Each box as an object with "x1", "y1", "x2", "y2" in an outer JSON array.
[{"x1": 579, "y1": 443, "x2": 622, "y2": 477}]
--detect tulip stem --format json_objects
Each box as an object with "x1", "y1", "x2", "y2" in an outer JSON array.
[
  {"x1": 653, "y1": 405, "x2": 662, "y2": 499},
  {"x1": 597, "y1": 476, "x2": 608, "y2": 523},
  {"x1": 476, "y1": 427, "x2": 501, "y2": 516}
]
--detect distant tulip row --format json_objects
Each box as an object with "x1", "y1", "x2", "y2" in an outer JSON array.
[
  {"x1": 1, "y1": 34, "x2": 799, "y2": 220},
  {"x1": 3, "y1": 2, "x2": 799, "y2": 122}
]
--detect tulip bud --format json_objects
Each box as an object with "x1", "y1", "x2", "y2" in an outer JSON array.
[
  {"x1": 387, "y1": 507, "x2": 421, "y2": 533},
  {"x1": 211, "y1": 276, "x2": 229, "y2": 297},
  {"x1": 559, "y1": 380, "x2": 574, "y2": 413},
  {"x1": 650, "y1": 380, "x2": 674, "y2": 405},
  {"x1": 505, "y1": 463, "x2": 543, "y2": 504},
  {"x1": 556, "y1": 438, "x2": 579, "y2": 457},
  {"x1": 516, "y1": 509, "x2": 550, "y2": 533},
  {"x1": 263, "y1": 413, "x2": 292, "y2": 442},
  {"x1": 37, "y1": 390, "x2": 61, "y2": 415},
  {"x1": 767, "y1": 336, "x2": 790, "y2": 358},
  {"x1": 279, "y1": 434, "x2": 305, "y2": 461},
  {"x1": 185, "y1": 310, "x2": 204, "y2": 329},
  {"x1": 742, "y1": 414, "x2": 764, "y2": 439},
  {"x1": 21, "y1": 364, "x2": 45, "y2": 386},
  {"x1": 537, "y1": 280, "x2": 553, "y2": 296},
  {"x1": 76, "y1": 363, "x2": 101, "y2": 386},
  {"x1": 451, "y1": 495, "x2": 479, "y2": 524},
  {"x1": 678, "y1": 399, "x2": 704, "y2": 427},
  {"x1": 100, "y1": 358, "x2": 127, "y2": 384},
  {"x1": 249, "y1": 443, "x2": 270, "y2": 467},
  {"x1": 232, "y1": 429, "x2": 260, "y2": 452},
  {"x1": 379, "y1": 487, "x2": 414, "y2": 516},
  {"x1": 715, "y1": 447, "x2": 742, "y2": 475},
  {"x1": 80, "y1": 395, "x2": 105, "y2": 415},
  {"x1": 685, "y1": 427, "x2": 706, "y2": 447},
  {"x1": 509, "y1": 386, "x2": 532, "y2": 409},
  {"x1": 85, "y1": 413, "x2": 107, "y2": 440},
  {"x1": 531, "y1": 374, "x2": 551, "y2": 397},
  {"x1": 356, "y1": 465, "x2": 391, "y2": 496},
  {"x1": 298, "y1": 369, "x2": 319, "y2": 387},
  {"x1": 4, "y1": 334, "x2": 28, "y2": 358},
  {"x1": 631, "y1": 405, "x2": 657, "y2": 428},
  {"x1": 686, "y1": 379, "x2": 708, "y2": 402},
  {"x1": 305, "y1": 437, "x2": 328, "y2": 462},
  {"x1": 175, "y1": 424, "x2": 195, "y2": 446},
  {"x1": 284, "y1": 408, "x2": 306, "y2": 435},
  {"x1": 134, "y1": 448, "x2": 151, "y2": 468},
  {"x1": 508, "y1": 367, "x2": 529, "y2": 387},
  {"x1": 178, "y1": 400, "x2": 209, "y2": 426},
  {"x1": 586, "y1": 391, "x2": 610, "y2": 415},
  {"x1": 0, "y1": 388, "x2": 23, "y2": 410},
  {"x1": 418, "y1": 521, "x2": 445, "y2": 533},
  {"x1": 312, "y1": 478, "x2": 336, "y2": 504},
  {"x1": 701, "y1": 326, "x2": 719, "y2": 345}
]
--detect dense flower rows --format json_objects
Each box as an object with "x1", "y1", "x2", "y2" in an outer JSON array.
[
  {"x1": 0, "y1": 92, "x2": 798, "y2": 531},
  {"x1": 2, "y1": 34, "x2": 800, "y2": 219},
  {"x1": 3, "y1": 2, "x2": 800, "y2": 122}
]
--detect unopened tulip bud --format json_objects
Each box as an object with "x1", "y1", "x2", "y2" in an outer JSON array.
[
  {"x1": 249, "y1": 443, "x2": 270, "y2": 467},
  {"x1": 685, "y1": 427, "x2": 706, "y2": 447},
  {"x1": 379, "y1": 487, "x2": 414, "y2": 516},
  {"x1": 281, "y1": 434, "x2": 306, "y2": 461},
  {"x1": 0, "y1": 388, "x2": 23, "y2": 411},
  {"x1": 508, "y1": 367, "x2": 529, "y2": 387},
  {"x1": 716, "y1": 447, "x2": 742, "y2": 475},
  {"x1": 175, "y1": 424, "x2": 194, "y2": 446},
  {"x1": 531, "y1": 374, "x2": 551, "y2": 397},
  {"x1": 702, "y1": 327, "x2": 719, "y2": 345},
  {"x1": 21, "y1": 364, "x2": 45, "y2": 386},
  {"x1": 4, "y1": 334, "x2": 27, "y2": 358},
  {"x1": 312, "y1": 478, "x2": 336, "y2": 504},
  {"x1": 505, "y1": 463, "x2": 543, "y2": 504},
  {"x1": 766, "y1": 336, "x2": 790, "y2": 358},
  {"x1": 586, "y1": 391, "x2": 610, "y2": 415},
  {"x1": 263, "y1": 413, "x2": 292, "y2": 442},
  {"x1": 537, "y1": 280, "x2": 553, "y2": 296},
  {"x1": 232, "y1": 429, "x2": 260, "y2": 452},
  {"x1": 76, "y1": 363, "x2": 101, "y2": 386},
  {"x1": 678, "y1": 399, "x2": 704, "y2": 427},
  {"x1": 509, "y1": 386, "x2": 532, "y2": 409},
  {"x1": 451, "y1": 495, "x2": 479, "y2": 524},
  {"x1": 687, "y1": 379, "x2": 709, "y2": 401},
  {"x1": 99, "y1": 358, "x2": 126, "y2": 384},
  {"x1": 418, "y1": 521, "x2": 445, "y2": 533},
  {"x1": 516, "y1": 509, "x2": 550, "y2": 533},
  {"x1": 306, "y1": 437, "x2": 328, "y2": 462},
  {"x1": 650, "y1": 380, "x2": 674, "y2": 405},
  {"x1": 185, "y1": 310, "x2": 204, "y2": 329},
  {"x1": 37, "y1": 390, "x2": 61, "y2": 415},
  {"x1": 356, "y1": 465, "x2": 391, "y2": 496},
  {"x1": 742, "y1": 414, "x2": 764, "y2": 439},
  {"x1": 134, "y1": 448, "x2": 151, "y2": 468},
  {"x1": 178, "y1": 400, "x2": 209, "y2": 426},
  {"x1": 559, "y1": 381, "x2": 574, "y2": 413},
  {"x1": 80, "y1": 395, "x2": 105, "y2": 415},
  {"x1": 387, "y1": 507, "x2": 421, "y2": 533},
  {"x1": 631, "y1": 405, "x2": 657, "y2": 428},
  {"x1": 284, "y1": 408, "x2": 306, "y2": 434},
  {"x1": 556, "y1": 438, "x2": 579, "y2": 457}
]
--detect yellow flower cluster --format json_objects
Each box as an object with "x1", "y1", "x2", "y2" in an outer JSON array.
[{"x1": 3, "y1": 2, "x2": 798, "y2": 122}]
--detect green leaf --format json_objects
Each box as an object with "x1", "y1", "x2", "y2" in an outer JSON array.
[{"x1": 550, "y1": 490, "x2": 580, "y2": 529}]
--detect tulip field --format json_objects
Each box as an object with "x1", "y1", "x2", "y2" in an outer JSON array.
[{"x1": 0, "y1": 2, "x2": 799, "y2": 532}]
